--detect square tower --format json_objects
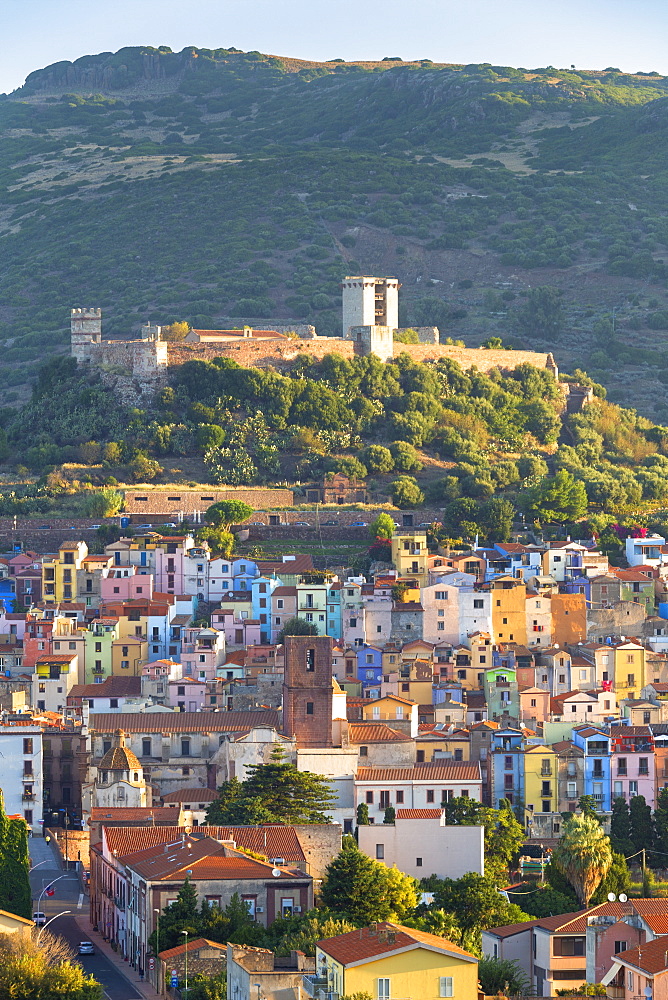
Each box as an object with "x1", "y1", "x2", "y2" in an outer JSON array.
[
  {"x1": 282, "y1": 635, "x2": 334, "y2": 748},
  {"x1": 71, "y1": 307, "x2": 102, "y2": 363},
  {"x1": 341, "y1": 276, "x2": 399, "y2": 335}
]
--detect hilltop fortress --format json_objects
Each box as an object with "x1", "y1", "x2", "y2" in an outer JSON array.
[{"x1": 70, "y1": 276, "x2": 557, "y2": 402}]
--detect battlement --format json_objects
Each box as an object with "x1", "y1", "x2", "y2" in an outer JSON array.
[{"x1": 70, "y1": 307, "x2": 168, "y2": 400}]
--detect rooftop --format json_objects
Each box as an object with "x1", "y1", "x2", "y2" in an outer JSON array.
[{"x1": 318, "y1": 921, "x2": 476, "y2": 966}]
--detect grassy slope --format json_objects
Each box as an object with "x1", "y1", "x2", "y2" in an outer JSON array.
[{"x1": 2, "y1": 48, "x2": 668, "y2": 412}]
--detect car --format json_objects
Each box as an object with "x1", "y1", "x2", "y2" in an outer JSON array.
[
  {"x1": 418, "y1": 521, "x2": 434, "y2": 527},
  {"x1": 292, "y1": 521, "x2": 311, "y2": 527},
  {"x1": 162, "y1": 522, "x2": 177, "y2": 528},
  {"x1": 248, "y1": 521, "x2": 265, "y2": 526},
  {"x1": 78, "y1": 941, "x2": 95, "y2": 955},
  {"x1": 90, "y1": 524, "x2": 102, "y2": 530},
  {"x1": 350, "y1": 520, "x2": 368, "y2": 527},
  {"x1": 135, "y1": 524, "x2": 154, "y2": 531},
  {"x1": 37, "y1": 525, "x2": 51, "y2": 530},
  {"x1": 322, "y1": 520, "x2": 339, "y2": 526},
  {"x1": 33, "y1": 912, "x2": 46, "y2": 926}
]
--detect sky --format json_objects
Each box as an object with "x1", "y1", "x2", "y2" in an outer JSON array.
[{"x1": 2, "y1": 0, "x2": 667, "y2": 94}]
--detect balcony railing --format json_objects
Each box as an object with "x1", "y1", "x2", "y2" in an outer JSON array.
[{"x1": 302, "y1": 976, "x2": 329, "y2": 998}]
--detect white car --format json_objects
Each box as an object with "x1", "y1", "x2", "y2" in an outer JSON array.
[
  {"x1": 33, "y1": 912, "x2": 46, "y2": 926},
  {"x1": 78, "y1": 941, "x2": 95, "y2": 955}
]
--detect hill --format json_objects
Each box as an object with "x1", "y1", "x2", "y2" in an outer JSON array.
[{"x1": 2, "y1": 46, "x2": 668, "y2": 414}]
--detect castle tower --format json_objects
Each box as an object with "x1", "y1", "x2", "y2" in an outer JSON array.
[
  {"x1": 546, "y1": 352, "x2": 559, "y2": 381},
  {"x1": 341, "y1": 276, "x2": 400, "y2": 335},
  {"x1": 71, "y1": 307, "x2": 102, "y2": 363},
  {"x1": 282, "y1": 636, "x2": 334, "y2": 748}
]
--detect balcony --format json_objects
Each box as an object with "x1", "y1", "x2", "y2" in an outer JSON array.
[
  {"x1": 21, "y1": 773, "x2": 34, "y2": 783},
  {"x1": 566, "y1": 790, "x2": 578, "y2": 799},
  {"x1": 302, "y1": 976, "x2": 329, "y2": 998},
  {"x1": 21, "y1": 793, "x2": 35, "y2": 802},
  {"x1": 540, "y1": 767, "x2": 552, "y2": 776}
]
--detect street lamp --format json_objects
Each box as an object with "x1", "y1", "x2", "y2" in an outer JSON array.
[
  {"x1": 254, "y1": 984, "x2": 262, "y2": 1000},
  {"x1": 29, "y1": 859, "x2": 52, "y2": 874},
  {"x1": 37, "y1": 910, "x2": 71, "y2": 944},
  {"x1": 182, "y1": 929, "x2": 189, "y2": 996}
]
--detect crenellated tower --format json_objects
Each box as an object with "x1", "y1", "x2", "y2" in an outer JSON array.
[{"x1": 71, "y1": 307, "x2": 102, "y2": 363}]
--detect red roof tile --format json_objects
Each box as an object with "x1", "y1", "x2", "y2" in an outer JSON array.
[
  {"x1": 615, "y1": 934, "x2": 668, "y2": 976},
  {"x1": 356, "y1": 763, "x2": 480, "y2": 782},
  {"x1": 349, "y1": 723, "x2": 412, "y2": 744},
  {"x1": 90, "y1": 710, "x2": 279, "y2": 733},
  {"x1": 158, "y1": 938, "x2": 226, "y2": 960},
  {"x1": 318, "y1": 922, "x2": 476, "y2": 966},
  {"x1": 395, "y1": 809, "x2": 443, "y2": 819}
]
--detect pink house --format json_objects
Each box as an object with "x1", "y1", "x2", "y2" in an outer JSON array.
[
  {"x1": 100, "y1": 567, "x2": 155, "y2": 603},
  {"x1": 519, "y1": 686, "x2": 550, "y2": 726},
  {"x1": 212, "y1": 611, "x2": 261, "y2": 649},
  {"x1": 180, "y1": 627, "x2": 226, "y2": 680},
  {"x1": 168, "y1": 676, "x2": 208, "y2": 712},
  {"x1": 608, "y1": 936, "x2": 668, "y2": 1000},
  {"x1": 611, "y1": 725, "x2": 656, "y2": 808}
]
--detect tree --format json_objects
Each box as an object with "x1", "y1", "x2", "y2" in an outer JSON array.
[
  {"x1": 80, "y1": 487, "x2": 123, "y2": 517},
  {"x1": 0, "y1": 930, "x2": 103, "y2": 999},
  {"x1": 518, "y1": 454, "x2": 549, "y2": 481},
  {"x1": 390, "y1": 476, "x2": 425, "y2": 508},
  {"x1": 578, "y1": 795, "x2": 600, "y2": 820},
  {"x1": 479, "y1": 497, "x2": 515, "y2": 543},
  {"x1": 186, "y1": 970, "x2": 227, "y2": 1000},
  {"x1": 356, "y1": 803, "x2": 369, "y2": 826},
  {"x1": 629, "y1": 794, "x2": 654, "y2": 852},
  {"x1": 0, "y1": 794, "x2": 30, "y2": 919},
  {"x1": 161, "y1": 321, "x2": 191, "y2": 342},
  {"x1": 654, "y1": 786, "x2": 668, "y2": 854},
  {"x1": 591, "y1": 852, "x2": 631, "y2": 905},
  {"x1": 267, "y1": 909, "x2": 356, "y2": 956},
  {"x1": 149, "y1": 877, "x2": 200, "y2": 953},
  {"x1": 362, "y1": 445, "x2": 394, "y2": 473},
  {"x1": 431, "y1": 873, "x2": 532, "y2": 953},
  {"x1": 552, "y1": 814, "x2": 613, "y2": 907},
  {"x1": 196, "y1": 526, "x2": 235, "y2": 558},
  {"x1": 522, "y1": 399, "x2": 562, "y2": 444},
  {"x1": 610, "y1": 797, "x2": 634, "y2": 855},
  {"x1": 389, "y1": 440, "x2": 422, "y2": 472},
  {"x1": 522, "y1": 469, "x2": 588, "y2": 523},
  {"x1": 277, "y1": 617, "x2": 319, "y2": 642},
  {"x1": 515, "y1": 286, "x2": 565, "y2": 342},
  {"x1": 205, "y1": 499, "x2": 253, "y2": 528},
  {"x1": 210, "y1": 746, "x2": 336, "y2": 825},
  {"x1": 443, "y1": 797, "x2": 524, "y2": 884},
  {"x1": 321, "y1": 842, "x2": 417, "y2": 924},
  {"x1": 369, "y1": 512, "x2": 395, "y2": 540},
  {"x1": 205, "y1": 777, "x2": 244, "y2": 825},
  {"x1": 384, "y1": 805, "x2": 396, "y2": 824},
  {"x1": 478, "y1": 956, "x2": 530, "y2": 996}
]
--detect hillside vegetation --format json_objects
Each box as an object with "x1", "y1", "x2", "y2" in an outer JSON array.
[{"x1": 3, "y1": 47, "x2": 668, "y2": 413}]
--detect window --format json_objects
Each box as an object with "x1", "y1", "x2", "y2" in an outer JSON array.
[
  {"x1": 378, "y1": 979, "x2": 391, "y2": 1000},
  {"x1": 306, "y1": 702, "x2": 314, "y2": 715},
  {"x1": 614, "y1": 941, "x2": 628, "y2": 954},
  {"x1": 554, "y1": 937, "x2": 585, "y2": 956},
  {"x1": 473, "y1": 599, "x2": 483, "y2": 609},
  {"x1": 359, "y1": 746, "x2": 368, "y2": 757},
  {"x1": 627, "y1": 972, "x2": 634, "y2": 992},
  {"x1": 396, "y1": 790, "x2": 404, "y2": 803},
  {"x1": 376, "y1": 844, "x2": 384, "y2": 859},
  {"x1": 435, "y1": 591, "x2": 447, "y2": 600},
  {"x1": 23, "y1": 738, "x2": 32, "y2": 754},
  {"x1": 142, "y1": 738, "x2": 151, "y2": 756},
  {"x1": 426, "y1": 789, "x2": 435, "y2": 803},
  {"x1": 181, "y1": 739, "x2": 191, "y2": 756},
  {"x1": 439, "y1": 977, "x2": 453, "y2": 998},
  {"x1": 416, "y1": 857, "x2": 423, "y2": 866},
  {"x1": 366, "y1": 791, "x2": 374, "y2": 804},
  {"x1": 417, "y1": 750, "x2": 425, "y2": 763},
  {"x1": 617, "y1": 758, "x2": 627, "y2": 776}
]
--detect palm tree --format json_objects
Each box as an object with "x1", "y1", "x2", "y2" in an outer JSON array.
[{"x1": 552, "y1": 813, "x2": 612, "y2": 908}]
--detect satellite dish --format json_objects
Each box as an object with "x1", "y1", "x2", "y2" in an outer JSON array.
[
  {"x1": 619, "y1": 893, "x2": 628, "y2": 903},
  {"x1": 271, "y1": 868, "x2": 281, "y2": 878},
  {"x1": 607, "y1": 892, "x2": 616, "y2": 901}
]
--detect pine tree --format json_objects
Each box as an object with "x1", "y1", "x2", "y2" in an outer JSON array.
[
  {"x1": 320, "y1": 842, "x2": 395, "y2": 924},
  {"x1": 220, "y1": 746, "x2": 336, "y2": 824},
  {"x1": 149, "y1": 877, "x2": 200, "y2": 953},
  {"x1": 610, "y1": 797, "x2": 634, "y2": 855},
  {"x1": 629, "y1": 795, "x2": 654, "y2": 852},
  {"x1": 356, "y1": 803, "x2": 369, "y2": 825}
]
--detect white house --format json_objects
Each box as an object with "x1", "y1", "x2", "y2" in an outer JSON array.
[
  {"x1": 355, "y1": 761, "x2": 482, "y2": 822},
  {"x1": 357, "y1": 807, "x2": 484, "y2": 879},
  {"x1": 0, "y1": 724, "x2": 43, "y2": 834}
]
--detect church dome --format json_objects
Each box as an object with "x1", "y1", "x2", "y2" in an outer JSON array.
[{"x1": 99, "y1": 745, "x2": 141, "y2": 771}]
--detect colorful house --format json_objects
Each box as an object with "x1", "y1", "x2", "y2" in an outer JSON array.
[
  {"x1": 314, "y1": 922, "x2": 479, "y2": 1000},
  {"x1": 524, "y1": 744, "x2": 559, "y2": 839},
  {"x1": 610, "y1": 725, "x2": 656, "y2": 808}
]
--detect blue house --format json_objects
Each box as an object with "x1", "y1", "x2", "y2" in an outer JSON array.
[
  {"x1": 251, "y1": 575, "x2": 281, "y2": 644},
  {"x1": 490, "y1": 728, "x2": 525, "y2": 810},
  {"x1": 572, "y1": 725, "x2": 612, "y2": 812},
  {"x1": 356, "y1": 644, "x2": 384, "y2": 691},
  {"x1": 326, "y1": 582, "x2": 342, "y2": 640}
]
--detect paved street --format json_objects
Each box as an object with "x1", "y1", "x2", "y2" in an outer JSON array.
[{"x1": 29, "y1": 836, "x2": 143, "y2": 1000}]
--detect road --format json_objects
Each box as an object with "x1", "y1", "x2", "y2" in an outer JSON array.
[{"x1": 29, "y1": 836, "x2": 142, "y2": 1000}]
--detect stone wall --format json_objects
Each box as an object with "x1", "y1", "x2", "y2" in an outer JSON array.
[
  {"x1": 292, "y1": 824, "x2": 342, "y2": 879},
  {"x1": 587, "y1": 601, "x2": 647, "y2": 642}
]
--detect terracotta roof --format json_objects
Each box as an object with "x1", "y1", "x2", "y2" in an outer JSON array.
[
  {"x1": 484, "y1": 919, "x2": 539, "y2": 939},
  {"x1": 614, "y1": 934, "x2": 668, "y2": 976},
  {"x1": 610, "y1": 726, "x2": 652, "y2": 736},
  {"x1": 90, "y1": 710, "x2": 279, "y2": 733},
  {"x1": 68, "y1": 676, "x2": 141, "y2": 700},
  {"x1": 103, "y1": 826, "x2": 188, "y2": 857},
  {"x1": 395, "y1": 809, "x2": 443, "y2": 819},
  {"x1": 256, "y1": 555, "x2": 315, "y2": 575},
  {"x1": 356, "y1": 762, "x2": 480, "y2": 782},
  {"x1": 99, "y1": 745, "x2": 142, "y2": 771},
  {"x1": 91, "y1": 807, "x2": 177, "y2": 822},
  {"x1": 124, "y1": 838, "x2": 302, "y2": 881},
  {"x1": 161, "y1": 787, "x2": 218, "y2": 804},
  {"x1": 349, "y1": 723, "x2": 412, "y2": 744},
  {"x1": 318, "y1": 922, "x2": 476, "y2": 966},
  {"x1": 535, "y1": 901, "x2": 624, "y2": 933},
  {"x1": 271, "y1": 586, "x2": 297, "y2": 597},
  {"x1": 158, "y1": 938, "x2": 226, "y2": 960}
]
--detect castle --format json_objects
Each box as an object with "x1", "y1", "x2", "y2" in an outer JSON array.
[{"x1": 70, "y1": 277, "x2": 558, "y2": 401}]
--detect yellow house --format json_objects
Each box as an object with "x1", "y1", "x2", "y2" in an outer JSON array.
[
  {"x1": 523, "y1": 743, "x2": 559, "y2": 817},
  {"x1": 490, "y1": 577, "x2": 527, "y2": 646},
  {"x1": 0, "y1": 908, "x2": 33, "y2": 937},
  {"x1": 111, "y1": 636, "x2": 148, "y2": 675},
  {"x1": 42, "y1": 540, "x2": 89, "y2": 603},
  {"x1": 612, "y1": 639, "x2": 646, "y2": 700},
  {"x1": 316, "y1": 922, "x2": 479, "y2": 1000},
  {"x1": 391, "y1": 530, "x2": 429, "y2": 585}
]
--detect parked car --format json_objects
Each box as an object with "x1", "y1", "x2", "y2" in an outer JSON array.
[
  {"x1": 248, "y1": 521, "x2": 265, "y2": 526},
  {"x1": 33, "y1": 912, "x2": 46, "y2": 926},
  {"x1": 78, "y1": 941, "x2": 95, "y2": 955},
  {"x1": 135, "y1": 524, "x2": 154, "y2": 531},
  {"x1": 350, "y1": 520, "x2": 368, "y2": 527},
  {"x1": 292, "y1": 521, "x2": 311, "y2": 527},
  {"x1": 322, "y1": 520, "x2": 339, "y2": 526},
  {"x1": 418, "y1": 521, "x2": 434, "y2": 527},
  {"x1": 162, "y1": 522, "x2": 177, "y2": 528},
  {"x1": 90, "y1": 524, "x2": 102, "y2": 530}
]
